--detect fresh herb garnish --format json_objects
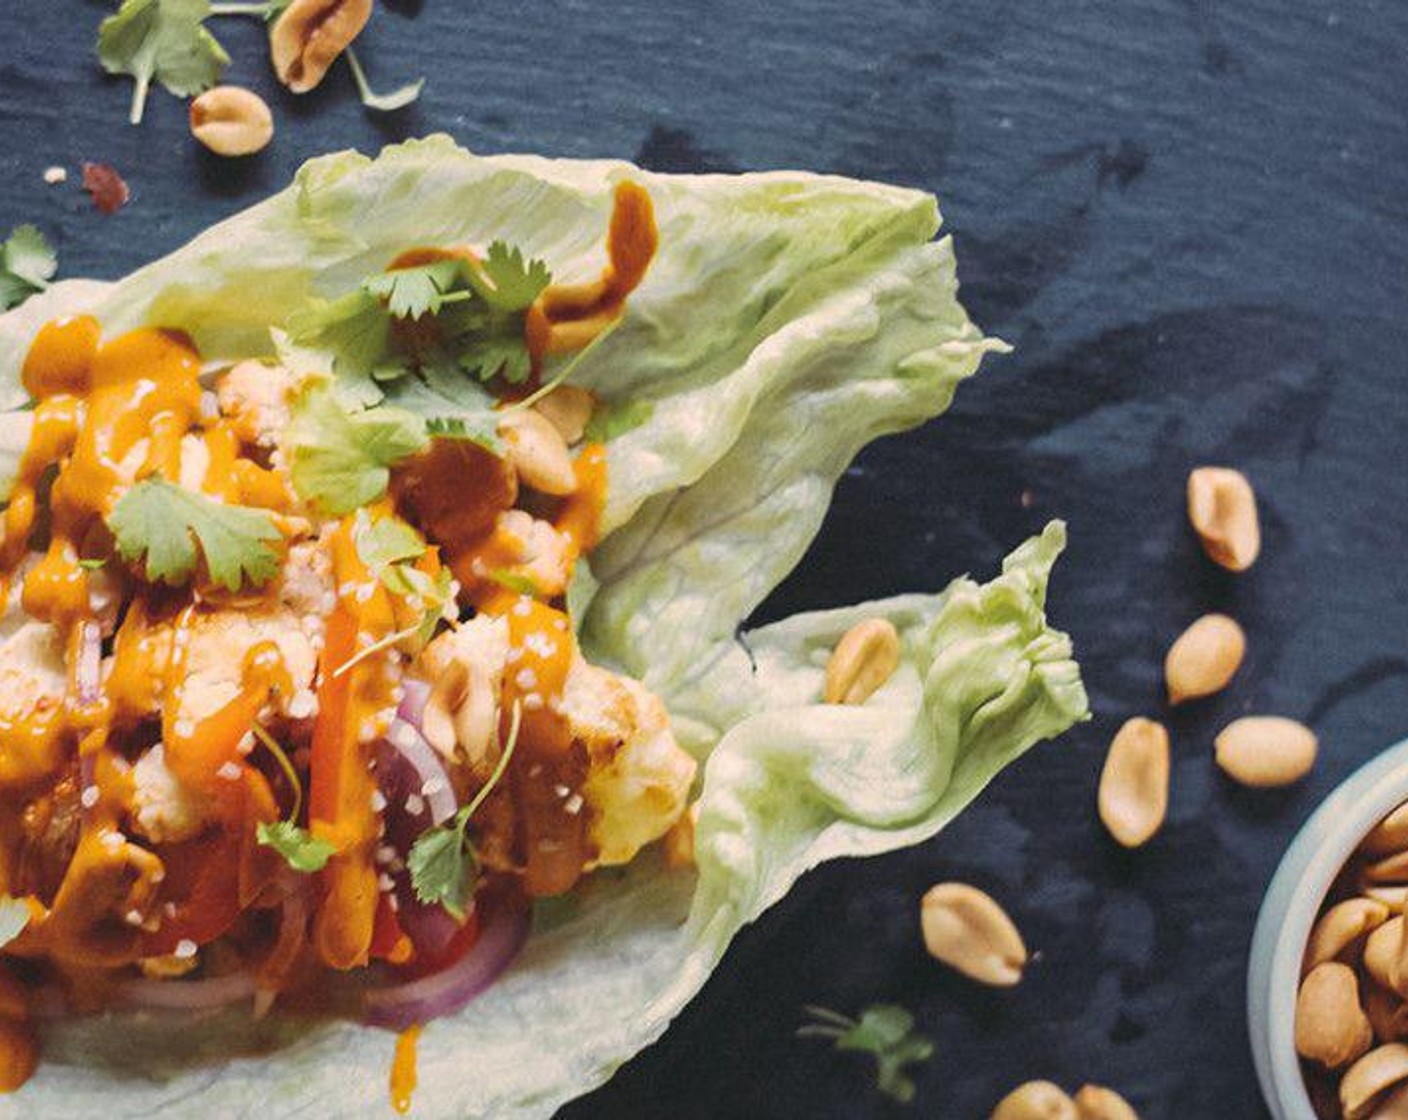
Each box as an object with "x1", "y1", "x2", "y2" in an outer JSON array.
[
  {"x1": 251, "y1": 723, "x2": 335, "y2": 873},
  {"x1": 345, "y1": 47, "x2": 423, "y2": 112},
  {"x1": 348, "y1": 510, "x2": 456, "y2": 655},
  {"x1": 207, "y1": 0, "x2": 288, "y2": 19},
  {"x1": 107, "y1": 477, "x2": 282, "y2": 590},
  {"x1": 407, "y1": 701, "x2": 522, "y2": 919},
  {"x1": 354, "y1": 512, "x2": 427, "y2": 570},
  {"x1": 96, "y1": 0, "x2": 230, "y2": 125},
  {"x1": 0, "y1": 226, "x2": 57, "y2": 311},
  {"x1": 363, "y1": 260, "x2": 464, "y2": 322},
  {"x1": 487, "y1": 569, "x2": 539, "y2": 597},
  {"x1": 286, "y1": 384, "x2": 428, "y2": 515},
  {"x1": 0, "y1": 897, "x2": 31, "y2": 950},
  {"x1": 797, "y1": 1004, "x2": 934, "y2": 1105},
  {"x1": 583, "y1": 398, "x2": 653, "y2": 443}
]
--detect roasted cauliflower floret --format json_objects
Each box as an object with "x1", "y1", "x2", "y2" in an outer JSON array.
[
  {"x1": 129, "y1": 744, "x2": 212, "y2": 844},
  {"x1": 216, "y1": 360, "x2": 299, "y2": 448},
  {"x1": 559, "y1": 657, "x2": 696, "y2": 867},
  {"x1": 0, "y1": 620, "x2": 67, "y2": 723},
  {"x1": 461, "y1": 510, "x2": 573, "y2": 599}
]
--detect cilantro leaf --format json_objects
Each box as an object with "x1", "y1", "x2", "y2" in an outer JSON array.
[
  {"x1": 0, "y1": 225, "x2": 57, "y2": 311},
  {"x1": 354, "y1": 513, "x2": 427, "y2": 570},
  {"x1": 364, "y1": 260, "x2": 464, "y2": 321},
  {"x1": 107, "y1": 478, "x2": 282, "y2": 591},
  {"x1": 409, "y1": 702, "x2": 522, "y2": 918},
  {"x1": 469, "y1": 241, "x2": 552, "y2": 313},
  {"x1": 0, "y1": 897, "x2": 31, "y2": 950},
  {"x1": 345, "y1": 47, "x2": 424, "y2": 113},
  {"x1": 798, "y1": 1004, "x2": 933, "y2": 1105},
  {"x1": 487, "y1": 569, "x2": 539, "y2": 597},
  {"x1": 382, "y1": 366, "x2": 503, "y2": 454},
  {"x1": 286, "y1": 385, "x2": 428, "y2": 515},
  {"x1": 458, "y1": 331, "x2": 532, "y2": 386},
  {"x1": 287, "y1": 290, "x2": 399, "y2": 397},
  {"x1": 97, "y1": 0, "x2": 230, "y2": 126},
  {"x1": 256, "y1": 820, "x2": 335, "y2": 873},
  {"x1": 583, "y1": 398, "x2": 653, "y2": 443}
]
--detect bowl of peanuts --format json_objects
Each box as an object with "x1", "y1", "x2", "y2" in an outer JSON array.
[{"x1": 1250, "y1": 737, "x2": 1408, "y2": 1119}]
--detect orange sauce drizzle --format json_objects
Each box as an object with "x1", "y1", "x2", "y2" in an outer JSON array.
[{"x1": 390, "y1": 1022, "x2": 422, "y2": 1114}]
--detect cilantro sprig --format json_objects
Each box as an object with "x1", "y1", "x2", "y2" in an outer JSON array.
[
  {"x1": 407, "y1": 701, "x2": 522, "y2": 920},
  {"x1": 345, "y1": 47, "x2": 423, "y2": 113},
  {"x1": 0, "y1": 226, "x2": 57, "y2": 311},
  {"x1": 107, "y1": 478, "x2": 282, "y2": 591},
  {"x1": 798, "y1": 1004, "x2": 934, "y2": 1105},
  {"x1": 251, "y1": 723, "x2": 335, "y2": 873},
  {"x1": 97, "y1": 0, "x2": 230, "y2": 125}
]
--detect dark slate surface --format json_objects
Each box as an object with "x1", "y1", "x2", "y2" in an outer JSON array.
[{"x1": 3, "y1": 2, "x2": 1408, "y2": 1117}]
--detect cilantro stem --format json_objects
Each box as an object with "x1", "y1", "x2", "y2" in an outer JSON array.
[
  {"x1": 208, "y1": 1, "x2": 276, "y2": 13},
  {"x1": 503, "y1": 318, "x2": 622, "y2": 416},
  {"x1": 331, "y1": 621, "x2": 420, "y2": 679},
  {"x1": 460, "y1": 700, "x2": 522, "y2": 824},
  {"x1": 129, "y1": 72, "x2": 150, "y2": 126},
  {"x1": 250, "y1": 722, "x2": 304, "y2": 821},
  {"x1": 802, "y1": 1004, "x2": 858, "y2": 1029}
]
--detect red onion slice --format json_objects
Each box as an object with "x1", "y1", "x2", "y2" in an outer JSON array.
[
  {"x1": 383, "y1": 718, "x2": 457, "y2": 827},
  {"x1": 397, "y1": 677, "x2": 431, "y2": 729},
  {"x1": 363, "y1": 890, "x2": 530, "y2": 1030},
  {"x1": 109, "y1": 969, "x2": 258, "y2": 1014}
]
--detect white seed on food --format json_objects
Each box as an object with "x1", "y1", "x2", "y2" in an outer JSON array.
[{"x1": 174, "y1": 939, "x2": 198, "y2": 959}]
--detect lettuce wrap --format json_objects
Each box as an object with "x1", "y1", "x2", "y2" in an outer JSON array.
[{"x1": 0, "y1": 137, "x2": 1087, "y2": 1118}]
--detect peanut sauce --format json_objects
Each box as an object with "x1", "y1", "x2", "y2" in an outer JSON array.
[{"x1": 390, "y1": 1022, "x2": 421, "y2": 1114}]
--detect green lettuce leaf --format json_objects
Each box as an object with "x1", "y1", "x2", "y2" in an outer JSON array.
[{"x1": 0, "y1": 139, "x2": 1085, "y2": 1119}]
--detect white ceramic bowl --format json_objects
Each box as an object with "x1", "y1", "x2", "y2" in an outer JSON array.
[{"x1": 1249, "y1": 737, "x2": 1408, "y2": 1118}]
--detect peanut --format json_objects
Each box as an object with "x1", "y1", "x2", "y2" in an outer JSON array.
[
  {"x1": 498, "y1": 409, "x2": 578, "y2": 495},
  {"x1": 1073, "y1": 1084, "x2": 1139, "y2": 1120},
  {"x1": 1097, "y1": 717, "x2": 1169, "y2": 848},
  {"x1": 270, "y1": 0, "x2": 372, "y2": 93},
  {"x1": 1342, "y1": 1044, "x2": 1408, "y2": 1119},
  {"x1": 1366, "y1": 885, "x2": 1408, "y2": 914},
  {"x1": 1213, "y1": 716, "x2": 1317, "y2": 788},
  {"x1": 189, "y1": 86, "x2": 274, "y2": 157},
  {"x1": 1364, "y1": 983, "x2": 1408, "y2": 1044},
  {"x1": 991, "y1": 1081, "x2": 1078, "y2": 1120},
  {"x1": 1369, "y1": 1081, "x2": 1408, "y2": 1117},
  {"x1": 824, "y1": 618, "x2": 901, "y2": 705},
  {"x1": 1367, "y1": 806, "x2": 1408, "y2": 857},
  {"x1": 533, "y1": 385, "x2": 595, "y2": 445},
  {"x1": 1366, "y1": 853, "x2": 1408, "y2": 885},
  {"x1": 1305, "y1": 898, "x2": 1392, "y2": 973},
  {"x1": 1187, "y1": 466, "x2": 1261, "y2": 571},
  {"x1": 1365, "y1": 919, "x2": 1407, "y2": 995},
  {"x1": 1297, "y1": 963, "x2": 1375, "y2": 1069},
  {"x1": 921, "y1": 882, "x2": 1027, "y2": 987},
  {"x1": 1164, "y1": 613, "x2": 1245, "y2": 704}
]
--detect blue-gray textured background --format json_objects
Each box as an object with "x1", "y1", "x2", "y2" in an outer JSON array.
[{"x1": 3, "y1": 2, "x2": 1408, "y2": 1116}]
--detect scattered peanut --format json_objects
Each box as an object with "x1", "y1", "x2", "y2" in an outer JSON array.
[
  {"x1": 1073, "y1": 1084, "x2": 1140, "y2": 1120},
  {"x1": 1369, "y1": 1081, "x2": 1408, "y2": 1118},
  {"x1": 270, "y1": 0, "x2": 372, "y2": 93},
  {"x1": 921, "y1": 882, "x2": 1027, "y2": 987},
  {"x1": 824, "y1": 618, "x2": 901, "y2": 705},
  {"x1": 498, "y1": 409, "x2": 578, "y2": 495},
  {"x1": 1213, "y1": 715, "x2": 1317, "y2": 787},
  {"x1": 1298, "y1": 963, "x2": 1375, "y2": 1069},
  {"x1": 1187, "y1": 466, "x2": 1261, "y2": 571},
  {"x1": 1164, "y1": 613, "x2": 1245, "y2": 704},
  {"x1": 533, "y1": 385, "x2": 595, "y2": 445},
  {"x1": 1097, "y1": 717, "x2": 1169, "y2": 848},
  {"x1": 1368, "y1": 853, "x2": 1408, "y2": 886},
  {"x1": 1341, "y1": 1044, "x2": 1408, "y2": 1120},
  {"x1": 1365, "y1": 983, "x2": 1408, "y2": 1045},
  {"x1": 1365, "y1": 885, "x2": 1408, "y2": 914},
  {"x1": 188, "y1": 86, "x2": 274, "y2": 157},
  {"x1": 1305, "y1": 898, "x2": 1392, "y2": 973},
  {"x1": 991, "y1": 1080, "x2": 1078, "y2": 1120}
]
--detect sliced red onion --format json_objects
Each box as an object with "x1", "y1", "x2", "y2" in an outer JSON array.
[
  {"x1": 381, "y1": 718, "x2": 457, "y2": 827},
  {"x1": 109, "y1": 969, "x2": 258, "y2": 1013},
  {"x1": 363, "y1": 891, "x2": 530, "y2": 1030},
  {"x1": 397, "y1": 677, "x2": 431, "y2": 729}
]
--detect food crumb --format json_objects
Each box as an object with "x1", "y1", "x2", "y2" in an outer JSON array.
[
  {"x1": 81, "y1": 162, "x2": 130, "y2": 214},
  {"x1": 42, "y1": 166, "x2": 67, "y2": 185}
]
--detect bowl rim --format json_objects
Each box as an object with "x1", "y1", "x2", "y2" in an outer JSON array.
[{"x1": 1250, "y1": 737, "x2": 1408, "y2": 1119}]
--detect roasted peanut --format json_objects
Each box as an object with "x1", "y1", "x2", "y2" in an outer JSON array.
[
  {"x1": 1341, "y1": 1044, "x2": 1408, "y2": 1119},
  {"x1": 1305, "y1": 898, "x2": 1392, "y2": 973},
  {"x1": 921, "y1": 882, "x2": 1027, "y2": 987},
  {"x1": 1369, "y1": 854, "x2": 1408, "y2": 886},
  {"x1": 1187, "y1": 466, "x2": 1261, "y2": 571},
  {"x1": 1213, "y1": 716, "x2": 1317, "y2": 788},
  {"x1": 1365, "y1": 919, "x2": 1408, "y2": 995},
  {"x1": 1369, "y1": 1080, "x2": 1408, "y2": 1117},
  {"x1": 1368, "y1": 807, "x2": 1408, "y2": 857},
  {"x1": 1073, "y1": 1084, "x2": 1139, "y2": 1120},
  {"x1": 1366, "y1": 885, "x2": 1408, "y2": 914},
  {"x1": 1297, "y1": 963, "x2": 1375, "y2": 1069},
  {"x1": 991, "y1": 1080, "x2": 1078, "y2": 1120},
  {"x1": 498, "y1": 409, "x2": 578, "y2": 495},
  {"x1": 270, "y1": 0, "x2": 372, "y2": 93},
  {"x1": 188, "y1": 86, "x2": 274, "y2": 157},
  {"x1": 1364, "y1": 983, "x2": 1408, "y2": 1044},
  {"x1": 824, "y1": 618, "x2": 901, "y2": 705},
  {"x1": 1097, "y1": 717, "x2": 1169, "y2": 848},
  {"x1": 1164, "y1": 613, "x2": 1245, "y2": 704},
  {"x1": 533, "y1": 385, "x2": 595, "y2": 445}
]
